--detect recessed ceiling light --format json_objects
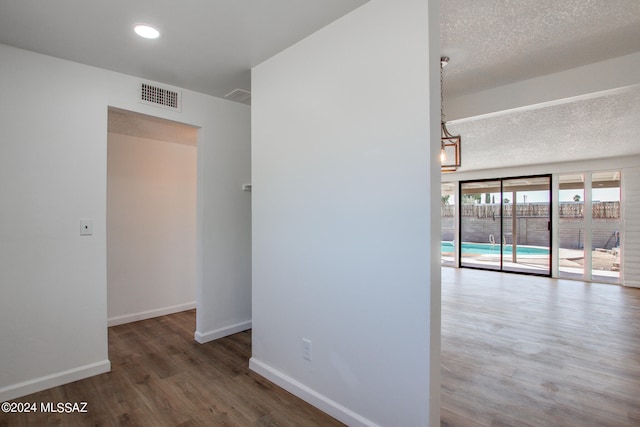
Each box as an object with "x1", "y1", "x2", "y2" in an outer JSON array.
[{"x1": 134, "y1": 24, "x2": 160, "y2": 39}]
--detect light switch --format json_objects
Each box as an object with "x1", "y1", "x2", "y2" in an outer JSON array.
[{"x1": 80, "y1": 219, "x2": 93, "y2": 236}]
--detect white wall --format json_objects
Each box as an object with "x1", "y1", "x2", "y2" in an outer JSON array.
[
  {"x1": 0, "y1": 43, "x2": 251, "y2": 401},
  {"x1": 622, "y1": 165, "x2": 640, "y2": 288},
  {"x1": 107, "y1": 132, "x2": 197, "y2": 325},
  {"x1": 251, "y1": 1, "x2": 440, "y2": 426}
]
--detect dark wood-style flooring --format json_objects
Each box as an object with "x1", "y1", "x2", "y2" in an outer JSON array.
[
  {"x1": 3, "y1": 269, "x2": 640, "y2": 426},
  {"x1": 0, "y1": 310, "x2": 343, "y2": 427}
]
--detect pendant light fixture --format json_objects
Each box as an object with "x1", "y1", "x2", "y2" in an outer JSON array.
[{"x1": 440, "y1": 56, "x2": 461, "y2": 172}]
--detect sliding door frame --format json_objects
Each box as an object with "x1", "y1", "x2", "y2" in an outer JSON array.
[{"x1": 458, "y1": 174, "x2": 552, "y2": 277}]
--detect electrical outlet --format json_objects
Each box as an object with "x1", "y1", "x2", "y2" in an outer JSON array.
[{"x1": 302, "y1": 338, "x2": 312, "y2": 361}]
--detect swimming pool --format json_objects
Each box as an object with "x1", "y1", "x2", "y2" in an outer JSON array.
[{"x1": 441, "y1": 242, "x2": 549, "y2": 256}]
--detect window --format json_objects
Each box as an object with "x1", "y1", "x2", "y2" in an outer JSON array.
[{"x1": 444, "y1": 171, "x2": 622, "y2": 284}]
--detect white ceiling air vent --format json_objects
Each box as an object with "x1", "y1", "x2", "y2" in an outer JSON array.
[
  {"x1": 225, "y1": 89, "x2": 251, "y2": 105},
  {"x1": 139, "y1": 82, "x2": 181, "y2": 111}
]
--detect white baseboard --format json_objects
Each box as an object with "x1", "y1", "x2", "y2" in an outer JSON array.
[
  {"x1": 0, "y1": 360, "x2": 111, "y2": 402},
  {"x1": 194, "y1": 320, "x2": 251, "y2": 344},
  {"x1": 108, "y1": 302, "x2": 196, "y2": 327},
  {"x1": 249, "y1": 358, "x2": 377, "y2": 427}
]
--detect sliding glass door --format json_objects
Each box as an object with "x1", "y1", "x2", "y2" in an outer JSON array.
[
  {"x1": 460, "y1": 175, "x2": 551, "y2": 276},
  {"x1": 460, "y1": 180, "x2": 502, "y2": 271},
  {"x1": 501, "y1": 176, "x2": 551, "y2": 275}
]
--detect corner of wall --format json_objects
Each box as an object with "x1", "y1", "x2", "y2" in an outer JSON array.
[{"x1": 194, "y1": 320, "x2": 252, "y2": 344}]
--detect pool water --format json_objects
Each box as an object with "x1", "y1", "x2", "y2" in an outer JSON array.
[{"x1": 441, "y1": 242, "x2": 549, "y2": 256}]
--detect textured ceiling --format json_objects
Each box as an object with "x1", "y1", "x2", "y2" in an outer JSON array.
[
  {"x1": 2, "y1": 0, "x2": 639, "y2": 171},
  {"x1": 441, "y1": 0, "x2": 640, "y2": 97},
  {"x1": 439, "y1": 0, "x2": 640, "y2": 171},
  {"x1": 2, "y1": 1, "x2": 637, "y2": 100},
  {"x1": 1, "y1": 1, "x2": 637, "y2": 100},
  {"x1": 447, "y1": 85, "x2": 640, "y2": 171}
]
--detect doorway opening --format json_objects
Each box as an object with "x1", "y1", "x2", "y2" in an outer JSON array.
[
  {"x1": 458, "y1": 175, "x2": 552, "y2": 276},
  {"x1": 106, "y1": 107, "x2": 199, "y2": 326}
]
